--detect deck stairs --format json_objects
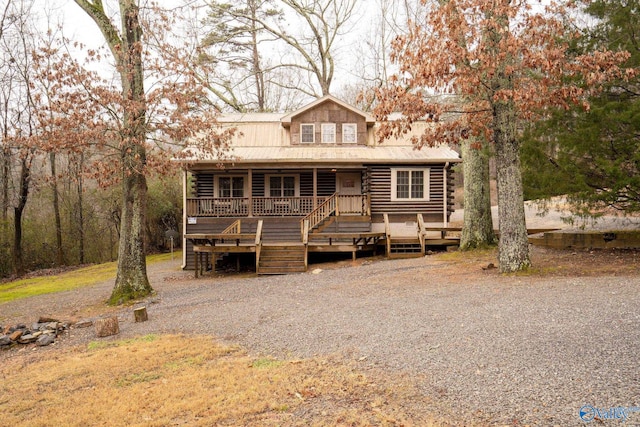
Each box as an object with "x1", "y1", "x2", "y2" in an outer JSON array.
[
  {"x1": 388, "y1": 237, "x2": 423, "y2": 258},
  {"x1": 257, "y1": 244, "x2": 307, "y2": 274}
]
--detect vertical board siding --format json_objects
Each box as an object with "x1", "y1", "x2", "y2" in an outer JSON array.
[{"x1": 290, "y1": 100, "x2": 367, "y2": 146}]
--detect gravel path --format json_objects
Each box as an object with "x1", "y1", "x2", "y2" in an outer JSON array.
[{"x1": 2, "y1": 254, "x2": 640, "y2": 426}]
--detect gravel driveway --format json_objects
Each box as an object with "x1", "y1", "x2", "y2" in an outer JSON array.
[{"x1": 3, "y1": 253, "x2": 640, "y2": 426}]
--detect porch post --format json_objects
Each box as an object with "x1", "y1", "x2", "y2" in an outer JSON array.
[
  {"x1": 443, "y1": 163, "x2": 449, "y2": 227},
  {"x1": 248, "y1": 168, "x2": 253, "y2": 217},
  {"x1": 313, "y1": 167, "x2": 318, "y2": 209}
]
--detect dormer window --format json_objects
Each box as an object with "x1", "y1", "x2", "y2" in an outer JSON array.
[
  {"x1": 342, "y1": 123, "x2": 357, "y2": 143},
  {"x1": 321, "y1": 123, "x2": 336, "y2": 143},
  {"x1": 301, "y1": 124, "x2": 315, "y2": 143}
]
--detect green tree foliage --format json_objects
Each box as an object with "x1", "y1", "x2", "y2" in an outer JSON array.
[{"x1": 522, "y1": 0, "x2": 639, "y2": 214}]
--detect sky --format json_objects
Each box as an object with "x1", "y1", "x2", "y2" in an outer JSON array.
[{"x1": 38, "y1": 0, "x2": 384, "y2": 107}]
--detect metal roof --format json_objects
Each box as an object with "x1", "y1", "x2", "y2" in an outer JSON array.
[{"x1": 184, "y1": 144, "x2": 460, "y2": 166}]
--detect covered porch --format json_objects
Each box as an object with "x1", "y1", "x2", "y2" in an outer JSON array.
[{"x1": 185, "y1": 194, "x2": 370, "y2": 218}]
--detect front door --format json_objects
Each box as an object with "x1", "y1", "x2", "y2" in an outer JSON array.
[
  {"x1": 336, "y1": 172, "x2": 362, "y2": 214},
  {"x1": 337, "y1": 172, "x2": 361, "y2": 195}
]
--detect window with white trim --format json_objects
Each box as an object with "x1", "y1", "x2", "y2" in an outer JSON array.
[
  {"x1": 300, "y1": 124, "x2": 314, "y2": 143},
  {"x1": 321, "y1": 123, "x2": 336, "y2": 143},
  {"x1": 218, "y1": 176, "x2": 245, "y2": 198},
  {"x1": 342, "y1": 123, "x2": 357, "y2": 143},
  {"x1": 391, "y1": 168, "x2": 429, "y2": 201}
]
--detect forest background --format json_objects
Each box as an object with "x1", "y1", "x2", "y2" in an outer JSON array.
[{"x1": 0, "y1": 0, "x2": 637, "y2": 279}]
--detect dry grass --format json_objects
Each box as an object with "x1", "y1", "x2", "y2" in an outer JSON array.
[
  {"x1": 0, "y1": 334, "x2": 442, "y2": 427},
  {"x1": 427, "y1": 246, "x2": 640, "y2": 278}
]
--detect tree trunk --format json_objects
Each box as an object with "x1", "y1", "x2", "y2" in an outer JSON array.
[
  {"x1": 77, "y1": 153, "x2": 85, "y2": 265},
  {"x1": 460, "y1": 137, "x2": 496, "y2": 250},
  {"x1": 110, "y1": 153, "x2": 152, "y2": 304},
  {"x1": 75, "y1": 0, "x2": 154, "y2": 303},
  {"x1": 12, "y1": 157, "x2": 30, "y2": 276},
  {"x1": 108, "y1": 0, "x2": 152, "y2": 304},
  {"x1": 50, "y1": 152, "x2": 64, "y2": 265},
  {"x1": 493, "y1": 101, "x2": 530, "y2": 273}
]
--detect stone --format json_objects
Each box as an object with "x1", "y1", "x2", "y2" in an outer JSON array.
[
  {"x1": 32, "y1": 323, "x2": 43, "y2": 331},
  {"x1": 36, "y1": 335, "x2": 55, "y2": 347},
  {"x1": 9, "y1": 330, "x2": 23, "y2": 341},
  {"x1": 18, "y1": 334, "x2": 38, "y2": 344},
  {"x1": 0, "y1": 335, "x2": 11, "y2": 346},
  {"x1": 45, "y1": 322, "x2": 59, "y2": 331},
  {"x1": 74, "y1": 320, "x2": 93, "y2": 328},
  {"x1": 38, "y1": 316, "x2": 59, "y2": 324}
]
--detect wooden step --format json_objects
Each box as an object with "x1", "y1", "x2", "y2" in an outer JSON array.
[
  {"x1": 388, "y1": 237, "x2": 423, "y2": 259},
  {"x1": 258, "y1": 245, "x2": 307, "y2": 274}
]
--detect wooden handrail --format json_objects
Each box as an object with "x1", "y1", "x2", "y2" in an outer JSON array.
[
  {"x1": 300, "y1": 193, "x2": 337, "y2": 235},
  {"x1": 302, "y1": 219, "x2": 309, "y2": 244},
  {"x1": 222, "y1": 219, "x2": 241, "y2": 234},
  {"x1": 302, "y1": 219, "x2": 309, "y2": 271},
  {"x1": 383, "y1": 213, "x2": 391, "y2": 258},
  {"x1": 417, "y1": 213, "x2": 426, "y2": 255},
  {"x1": 255, "y1": 220, "x2": 263, "y2": 272}
]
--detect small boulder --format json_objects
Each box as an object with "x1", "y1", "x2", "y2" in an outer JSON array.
[
  {"x1": 36, "y1": 335, "x2": 55, "y2": 347},
  {"x1": 0, "y1": 335, "x2": 12, "y2": 346},
  {"x1": 18, "y1": 334, "x2": 38, "y2": 344},
  {"x1": 9, "y1": 330, "x2": 23, "y2": 341},
  {"x1": 38, "y1": 316, "x2": 59, "y2": 324},
  {"x1": 74, "y1": 320, "x2": 93, "y2": 328}
]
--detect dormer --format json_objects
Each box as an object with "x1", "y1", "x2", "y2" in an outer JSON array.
[{"x1": 281, "y1": 95, "x2": 375, "y2": 146}]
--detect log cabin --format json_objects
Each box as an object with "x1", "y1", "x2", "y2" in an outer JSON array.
[{"x1": 178, "y1": 95, "x2": 461, "y2": 275}]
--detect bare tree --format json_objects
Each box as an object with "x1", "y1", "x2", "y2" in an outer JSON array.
[{"x1": 201, "y1": 0, "x2": 358, "y2": 110}]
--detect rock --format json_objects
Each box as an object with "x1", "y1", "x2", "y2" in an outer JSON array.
[
  {"x1": 9, "y1": 330, "x2": 23, "y2": 341},
  {"x1": 45, "y1": 322, "x2": 59, "y2": 331},
  {"x1": 15, "y1": 323, "x2": 26, "y2": 330},
  {"x1": 311, "y1": 268, "x2": 323, "y2": 274},
  {"x1": 36, "y1": 335, "x2": 55, "y2": 347},
  {"x1": 32, "y1": 323, "x2": 43, "y2": 331},
  {"x1": 38, "y1": 316, "x2": 59, "y2": 324},
  {"x1": 74, "y1": 320, "x2": 93, "y2": 328},
  {"x1": 0, "y1": 335, "x2": 12, "y2": 346},
  {"x1": 18, "y1": 334, "x2": 38, "y2": 344}
]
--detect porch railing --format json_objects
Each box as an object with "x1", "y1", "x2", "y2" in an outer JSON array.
[
  {"x1": 186, "y1": 195, "x2": 369, "y2": 218},
  {"x1": 301, "y1": 193, "x2": 337, "y2": 235}
]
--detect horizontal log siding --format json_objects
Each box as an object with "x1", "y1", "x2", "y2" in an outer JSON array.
[
  {"x1": 300, "y1": 171, "x2": 314, "y2": 197},
  {"x1": 369, "y1": 164, "x2": 445, "y2": 216},
  {"x1": 317, "y1": 171, "x2": 336, "y2": 196},
  {"x1": 195, "y1": 173, "x2": 213, "y2": 197},
  {"x1": 252, "y1": 173, "x2": 265, "y2": 197},
  {"x1": 446, "y1": 164, "x2": 456, "y2": 217}
]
